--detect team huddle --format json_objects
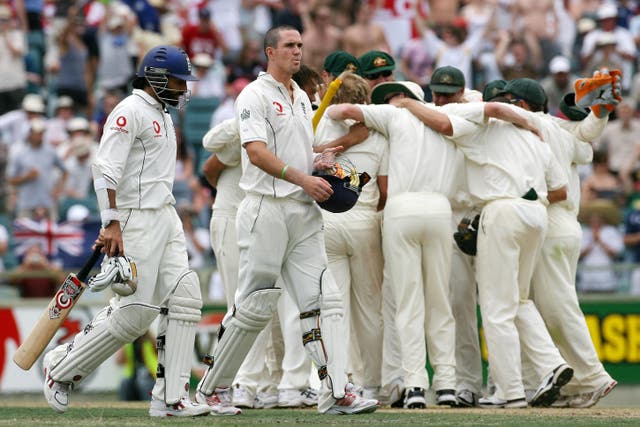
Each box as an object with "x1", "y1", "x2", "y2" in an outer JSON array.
[{"x1": 38, "y1": 24, "x2": 619, "y2": 417}]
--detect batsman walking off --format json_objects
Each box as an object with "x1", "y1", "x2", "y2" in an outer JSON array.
[
  {"x1": 42, "y1": 45, "x2": 211, "y2": 417},
  {"x1": 195, "y1": 25, "x2": 378, "y2": 415}
]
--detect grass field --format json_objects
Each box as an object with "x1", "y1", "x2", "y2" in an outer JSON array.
[{"x1": 1, "y1": 392, "x2": 640, "y2": 427}]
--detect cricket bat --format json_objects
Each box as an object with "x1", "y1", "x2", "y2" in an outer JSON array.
[{"x1": 13, "y1": 246, "x2": 103, "y2": 370}]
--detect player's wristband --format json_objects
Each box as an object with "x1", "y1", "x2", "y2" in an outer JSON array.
[
  {"x1": 100, "y1": 208, "x2": 119, "y2": 229},
  {"x1": 280, "y1": 164, "x2": 289, "y2": 179}
]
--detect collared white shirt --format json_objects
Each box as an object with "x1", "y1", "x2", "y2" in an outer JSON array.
[
  {"x1": 93, "y1": 89, "x2": 176, "y2": 209},
  {"x1": 236, "y1": 72, "x2": 314, "y2": 202}
]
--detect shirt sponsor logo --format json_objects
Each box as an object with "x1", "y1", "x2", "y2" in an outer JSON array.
[
  {"x1": 273, "y1": 101, "x2": 286, "y2": 116},
  {"x1": 240, "y1": 109, "x2": 250, "y2": 121},
  {"x1": 110, "y1": 115, "x2": 129, "y2": 134},
  {"x1": 153, "y1": 120, "x2": 161, "y2": 137}
]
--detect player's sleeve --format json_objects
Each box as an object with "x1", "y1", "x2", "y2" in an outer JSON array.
[
  {"x1": 555, "y1": 111, "x2": 608, "y2": 142},
  {"x1": 360, "y1": 104, "x2": 395, "y2": 138},
  {"x1": 93, "y1": 102, "x2": 138, "y2": 187},
  {"x1": 236, "y1": 86, "x2": 268, "y2": 146},
  {"x1": 440, "y1": 102, "x2": 484, "y2": 140},
  {"x1": 203, "y1": 118, "x2": 241, "y2": 167},
  {"x1": 313, "y1": 115, "x2": 350, "y2": 147}
]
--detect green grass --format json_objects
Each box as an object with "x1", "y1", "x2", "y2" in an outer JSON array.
[{"x1": 1, "y1": 406, "x2": 639, "y2": 427}]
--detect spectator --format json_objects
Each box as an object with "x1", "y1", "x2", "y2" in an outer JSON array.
[
  {"x1": 541, "y1": 55, "x2": 578, "y2": 116},
  {"x1": 581, "y1": 150, "x2": 625, "y2": 208},
  {"x1": 96, "y1": 3, "x2": 136, "y2": 94},
  {"x1": 596, "y1": 100, "x2": 640, "y2": 178},
  {"x1": 90, "y1": 89, "x2": 125, "y2": 140},
  {"x1": 584, "y1": 32, "x2": 624, "y2": 77},
  {"x1": 181, "y1": 7, "x2": 228, "y2": 60},
  {"x1": 301, "y1": 2, "x2": 343, "y2": 75},
  {"x1": 342, "y1": 1, "x2": 390, "y2": 58},
  {"x1": 61, "y1": 135, "x2": 94, "y2": 203},
  {"x1": 210, "y1": 76, "x2": 249, "y2": 128},
  {"x1": 579, "y1": 205, "x2": 624, "y2": 293},
  {"x1": 580, "y1": 2, "x2": 635, "y2": 91},
  {"x1": 511, "y1": 0, "x2": 561, "y2": 67},
  {"x1": 7, "y1": 243, "x2": 64, "y2": 298},
  {"x1": 6, "y1": 118, "x2": 68, "y2": 220},
  {"x1": 115, "y1": 331, "x2": 158, "y2": 401},
  {"x1": 494, "y1": 29, "x2": 544, "y2": 80},
  {"x1": 0, "y1": 4, "x2": 27, "y2": 116},
  {"x1": 225, "y1": 37, "x2": 265, "y2": 82},
  {"x1": 188, "y1": 52, "x2": 225, "y2": 99},
  {"x1": 272, "y1": 0, "x2": 304, "y2": 33},
  {"x1": 44, "y1": 96, "x2": 76, "y2": 149},
  {"x1": 623, "y1": 181, "x2": 640, "y2": 295},
  {"x1": 398, "y1": 34, "x2": 433, "y2": 93},
  {"x1": 0, "y1": 93, "x2": 46, "y2": 153}
]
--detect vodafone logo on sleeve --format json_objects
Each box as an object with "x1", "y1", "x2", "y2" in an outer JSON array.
[{"x1": 110, "y1": 115, "x2": 129, "y2": 134}]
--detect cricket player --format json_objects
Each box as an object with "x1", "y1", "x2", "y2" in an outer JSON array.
[
  {"x1": 500, "y1": 78, "x2": 618, "y2": 407},
  {"x1": 194, "y1": 25, "x2": 379, "y2": 415},
  {"x1": 391, "y1": 91, "x2": 574, "y2": 408},
  {"x1": 42, "y1": 45, "x2": 211, "y2": 417},
  {"x1": 314, "y1": 72, "x2": 388, "y2": 399}
]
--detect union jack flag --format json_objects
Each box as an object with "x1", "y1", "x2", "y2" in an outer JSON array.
[{"x1": 12, "y1": 218, "x2": 85, "y2": 257}]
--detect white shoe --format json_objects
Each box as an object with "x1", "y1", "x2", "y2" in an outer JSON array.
[
  {"x1": 301, "y1": 387, "x2": 319, "y2": 406},
  {"x1": 362, "y1": 386, "x2": 380, "y2": 401},
  {"x1": 232, "y1": 384, "x2": 254, "y2": 408},
  {"x1": 478, "y1": 395, "x2": 527, "y2": 409},
  {"x1": 254, "y1": 391, "x2": 279, "y2": 409},
  {"x1": 195, "y1": 388, "x2": 242, "y2": 415},
  {"x1": 530, "y1": 364, "x2": 574, "y2": 407},
  {"x1": 386, "y1": 377, "x2": 405, "y2": 408},
  {"x1": 148, "y1": 397, "x2": 211, "y2": 417},
  {"x1": 550, "y1": 395, "x2": 573, "y2": 408},
  {"x1": 324, "y1": 384, "x2": 379, "y2": 415},
  {"x1": 278, "y1": 389, "x2": 304, "y2": 408},
  {"x1": 455, "y1": 390, "x2": 477, "y2": 407},
  {"x1": 43, "y1": 352, "x2": 70, "y2": 414},
  {"x1": 569, "y1": 380, "x2": 618, "y2": 408},
  {"x1": 403, "y1": 387, "x2": 426, "y2": 409}
]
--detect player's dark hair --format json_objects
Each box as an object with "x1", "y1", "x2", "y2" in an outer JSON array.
[
  {"x1": 263, "y1": 25, "x2": 299, "y2": 54},
  {"x1": 131, "y1": 76, "x2": 148, "y2": 90},
  {"x1": 293, "y1": 65, "x2": 321, "y2": 89}
]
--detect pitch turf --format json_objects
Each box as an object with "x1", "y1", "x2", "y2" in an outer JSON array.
[{"x1": 1, "y1": 403, "x2": 640, "y2": 426}]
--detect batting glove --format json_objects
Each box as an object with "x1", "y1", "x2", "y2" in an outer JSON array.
[{"x1": 88, "y1": 256, "x2": 138, "y2": 292}]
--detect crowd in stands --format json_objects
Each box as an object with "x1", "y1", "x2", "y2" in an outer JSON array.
[{"x1": 1, "y1": 0, "x2": 640, "y2": 297}]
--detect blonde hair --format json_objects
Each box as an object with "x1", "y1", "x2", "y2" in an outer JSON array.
[{"x1": 332, "y1": 73, "x2": 370, "y2": 105}]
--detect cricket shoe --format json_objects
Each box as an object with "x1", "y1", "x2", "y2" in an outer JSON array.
[
  {"x1": 569, "y1": 379, "x2": 618, "y2": 409},
  {"x1": 232, "y1": 384, "x2": 255, "y2": 408},
  {"x1": 381, "y1": 377, "x2": 405, "y2": 408},
  {"x1": 43, "y1": 351, "x2": 70, "y2": 414},
  {"x1": 478, "y1": 395, "x2": 527, "y2": 409},
  {"x1": 324, "y1": 384, "x2": 379, "y2": 415},
  {"x1": 435, "y1": 389, "x2": 457, "y2": 406},
  {"x1": 254, "y1": 391, "x2": 279, "y2": 409},
  {"x1": 403, "y1": 387, "x2": 426, "y2": 409},
  {"x1": 278, "y1": 389, "x2": 305, "y2": 407},
  {"x1": 530, "y1": 364, "x2": 574, "y2": 407},
  {"x1": 301, "y1": 387, "x2": 319, "y2": 406},
  {"x1": 195, "y1": 388, "x2": 242, "y2": 415},
  {"x1": 455, "y1": 389, "x2": 478, "y2": 408},
  {"x1": 149, "y1": 397, "x2": 210, "y2": 417}
]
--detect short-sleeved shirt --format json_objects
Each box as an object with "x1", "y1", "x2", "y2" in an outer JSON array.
[
  {"x1": 236, "y1": 72, "x2": 314, "y2": 202},
  {"x1": 202, "y1": 118, "x2": 244, "y2": 214},
  {"x1": 93, "y1": 89, "x2": 177, "y2": 209},
  {"x1": 451, "y1": 103, "x2": 567, "y2": 205},
  {"x1": 314, "y1": 116, "x2": 389, "y2": 211},
  {"x1": 359, "y1": 102, "x2": 482, "y2": 199}
]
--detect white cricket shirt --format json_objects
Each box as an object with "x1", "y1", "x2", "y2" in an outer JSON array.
[
  {"x1": 93, "y1": 89, "x2": 176, "y2": 209},
  {"x1": 236, "y1": 72, "x2": 314, "y2": 202}
]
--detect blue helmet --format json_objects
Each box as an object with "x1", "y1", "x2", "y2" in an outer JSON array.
[
  {"x1": 313, "y1": 155, "x2": 370, "y2": 213},
  {"x1": 137, "y1": 45, "x2": 197, "y2": 81},
  {"x1": 137, "y1": 45, "x2": 197, "y2": 109}
]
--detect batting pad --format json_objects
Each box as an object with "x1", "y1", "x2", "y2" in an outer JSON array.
[
  {"x1": 162, "y1": 272, "x2": 202, "y2": 404},
  {"x1": 50, "y1": 303, "x2": 159, "y2": 386},
  {"x1": 320, "y1": 287, "x2": 348, "y2": 399},
  {"x1": 198, "y1": 287, "x2": 282, "y2": 395}
]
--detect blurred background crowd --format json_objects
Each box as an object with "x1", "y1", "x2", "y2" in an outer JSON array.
[{"x1": 1, "y1": 0, "x2": 640, "y2": 299}]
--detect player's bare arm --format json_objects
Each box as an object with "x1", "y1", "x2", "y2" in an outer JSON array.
[
  {"x1": 202, "y1": 154, "x2": 227, "y2": 188},
  {"x1": 101, "y1": 188, "x2": 123, "y2": 257},
  {"x1": 390, "y1": 97, "x2": 454, "y2": 136},
  {"x1": 547, "y1": 186, "x2": 568, "y2": 204},
  {"x1": 313, "y1": 123, "x2": 369, "y2": 152},
  {"x1": 244, "y1": 140, "x2": 334, "y2": 202},
  {"x1": 326, "y1": 104, "x2": 365, "y2": 123}
]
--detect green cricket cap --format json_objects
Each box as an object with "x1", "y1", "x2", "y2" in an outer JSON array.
[
  {"x1": 358, "y1": 51, "x2": 395, "y2": 76},
  {"x1": 430, "y1": 66, "x2": 465, "y2": 93},
  {"x1": 482, "y1": 79, "x2": 507, "y2": 101},
  {"x1": 502, "y1": 78, "x2": 547, "y2": 106},
  {"x1": 323, "y1": 51, "x2": 360, "y2": 77}
]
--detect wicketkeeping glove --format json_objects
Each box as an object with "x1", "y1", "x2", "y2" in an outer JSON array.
[
  {"x1": 453, "y1": 214, "x2": 480, "y2": 256},
  {"x1": 88, "y1": 255, "x2": 138, "y2": 294},
  {"x1": 574, "y1": 68, "x2": 622, "y2": 118}
]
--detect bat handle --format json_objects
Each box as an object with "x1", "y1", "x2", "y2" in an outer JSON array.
[{"x1": 77, "y1": 246, "x2": 103, "y2": 282}]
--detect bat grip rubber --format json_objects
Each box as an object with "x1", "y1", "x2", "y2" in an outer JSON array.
[{"x1": 77, "y1": 246, "x2": 103, "y2": 282}]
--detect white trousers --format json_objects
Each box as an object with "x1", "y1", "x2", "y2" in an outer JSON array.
[
  {"x1": 529, "y1": 206, "x2": 613, "y2": 394},
  {"x1": 449, "y1": 216, "x2": 482, "y2": 394},
  {"x1": 476, "y1": 198, "x2": 565, "y2": 401},
  {"x1": 323, "y1": 208, "x2": 383, "y2": 388},
  {"x1": 382, "y1": 192, "x2": 456, "y2": 391}
]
